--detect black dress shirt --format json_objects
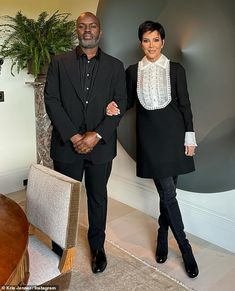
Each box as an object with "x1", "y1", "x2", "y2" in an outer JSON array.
[
  {"x1": 75, "y1": 46, "x2": 101, "y2": 136},
  {"x1": 76, "y1": 46, "x2": 100, "y2": 104}
]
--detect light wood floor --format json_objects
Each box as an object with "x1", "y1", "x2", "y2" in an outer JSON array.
[{"x1": 8, "y1": 188, "x2": 235, "y2": 291}]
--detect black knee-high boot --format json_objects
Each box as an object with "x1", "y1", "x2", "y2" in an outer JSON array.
[
  {"x1": 155, "y1": 176, "x2": 178, "y2": 263},
  {"x1": 156, "y1": 201, "x2": 169, "y2": 263},
  {"x1": 154, "y1": 177, "x2": 199, "y2": 278},
  {"x1": 155, "y1": 177, "x2": 190, "y2": 250}
]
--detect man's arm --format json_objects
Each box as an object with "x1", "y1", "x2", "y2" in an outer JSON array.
[
  {"x1": 106, "y1": 65, "x2": 137, "y2": 116},
  {"x1": 94, "y1": 61, "x2": 127, "y2": 143},
  {"x1": 44, "y1": 57, "x2": 78, "y2": 143},
  {"x1": 76, "y1": 60, "x2": 127, "y2": 153}
]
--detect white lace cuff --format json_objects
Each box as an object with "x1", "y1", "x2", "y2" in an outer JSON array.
[{"x1": 184, "y1": 132, "x2": 197, "y2": 146}]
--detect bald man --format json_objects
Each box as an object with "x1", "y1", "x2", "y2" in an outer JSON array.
[{"x1": 44, "y1": 12, "x2": 127, "y2": 273}]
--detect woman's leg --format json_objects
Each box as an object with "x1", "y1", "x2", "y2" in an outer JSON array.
[
  {"x1": 154, "y1": 176, "x2": 189, "y2": 250},
  {"x1": 156, "y1": 176, "x2": 178, "y2": 235},
  {"x1": 154, "y1": 176, "x2": 178, "y2": 263},
  {"x1": 154, "y1": 179, "x2": 169, "y2": 263},
  {"x1": 154, "y1": 176, "x2": 199, "y2": 277}
]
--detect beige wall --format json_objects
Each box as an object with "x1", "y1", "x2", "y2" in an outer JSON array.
[
  {"x1": 0, "y1": 0, "x2": 99, "y2": 193},
  {"x1": 1, "y1": 0, "x2": 99, "y2": 18}
]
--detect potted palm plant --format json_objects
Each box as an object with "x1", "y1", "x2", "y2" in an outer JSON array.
[{"x1": 0, "y1": 10, "x2": 77, "y2": 81}]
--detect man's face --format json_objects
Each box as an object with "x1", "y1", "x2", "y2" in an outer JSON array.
[{"x1": 76, "y1": 14, "x2": 101, "y2": 49}]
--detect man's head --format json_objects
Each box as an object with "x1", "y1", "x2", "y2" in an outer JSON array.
[{"x1": 76, "y1": 12, "x2": 101, "y2": 49}]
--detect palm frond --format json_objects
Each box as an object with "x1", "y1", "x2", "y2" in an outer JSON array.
[{"x1": 0, "y1": 10, "x2": 77, "y2": 77}]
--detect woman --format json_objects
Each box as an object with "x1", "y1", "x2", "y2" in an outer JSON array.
[{"x1": 107, "y1": 20, "x2": 199, "y2": 278}]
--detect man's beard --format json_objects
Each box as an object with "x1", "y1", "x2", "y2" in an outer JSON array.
[{"x1": 78, "y1": 34, "x2": 101, "y2": 49}]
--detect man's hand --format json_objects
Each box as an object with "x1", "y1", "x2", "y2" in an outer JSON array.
[
  {"x1": 70, "y1": 133, "x2": 83, "y2": 145},
  {"x1": 75, "y1": 132, "x2": 100, "y2": 154},
  {"x1": 70, "y1": 133, "x2": 85, "y2": 153}
]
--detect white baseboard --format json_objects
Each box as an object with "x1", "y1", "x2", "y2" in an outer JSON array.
[
  {"x1": 108, "y1": 172, "x2": 235, "y2": 254},
  {"x1": 0, "y1": 167, "x2": 29, "y2": 194},
  {"x1": 178, "y1": 190, "x2": 235, "y2": 254}
]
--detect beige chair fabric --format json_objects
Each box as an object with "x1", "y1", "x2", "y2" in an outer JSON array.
[
  {"x1": 28, "y1": 236, "x2": 60, "y2": 285},
  {"x1": 26, "y1": 163, "x2": 81, "y2": 285}
]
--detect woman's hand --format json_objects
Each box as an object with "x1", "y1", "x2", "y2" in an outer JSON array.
[
  {"x1": 106, "y1": 101, "x2": 120, "y2": 116},
  {"x1": 185, "y1": 145, "x2": 196, "y2": 156}
]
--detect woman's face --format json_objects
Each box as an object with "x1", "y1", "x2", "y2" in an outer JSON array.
[{"x1": 141, "y1": 30, "x2": 164, "y2": 62}]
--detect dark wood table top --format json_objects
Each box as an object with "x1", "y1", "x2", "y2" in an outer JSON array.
[{"x1": 0, "y1": 194, "x2": 29, "y2": 285}]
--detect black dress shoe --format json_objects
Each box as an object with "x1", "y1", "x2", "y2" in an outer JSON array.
[
  {"x1": 182, "y1": 249, "x2": 199, "y2": 278},
  {"x1": 91, "y1": 248, "x2": 107, "y2": 273}
]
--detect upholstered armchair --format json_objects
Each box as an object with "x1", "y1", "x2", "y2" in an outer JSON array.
[{"x1": 25, "y1": 164, "x2": 81, "y2": 285}]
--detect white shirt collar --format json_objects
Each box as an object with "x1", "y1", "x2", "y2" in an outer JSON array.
[{"x1": 139, "y1": 54, "x2": 169, "y2": 70}]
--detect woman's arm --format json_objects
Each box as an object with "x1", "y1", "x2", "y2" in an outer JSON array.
[{"x1": 176, "y1": 63, "x2": 197, "y2": 156}]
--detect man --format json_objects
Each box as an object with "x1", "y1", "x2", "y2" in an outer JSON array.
[{"x1": 44, "y1": 12, "x2": 127, "y2": 273}]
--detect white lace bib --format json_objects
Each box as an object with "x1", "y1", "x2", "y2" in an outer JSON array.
[{"x1": 137, "y1": 54, "x2": 171, "y2": 110}]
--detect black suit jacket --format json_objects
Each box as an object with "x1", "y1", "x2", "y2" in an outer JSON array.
[{"x1": 44, "y1": 48, "x2": 127, "y2": 164}]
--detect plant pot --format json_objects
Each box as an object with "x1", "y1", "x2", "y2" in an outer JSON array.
[
  {"x1": 27, "y1": 61, "x2": 49, "y2": 82},
  {"x1": 35, "y1": 71, "x2": 48, "y2": 82}
]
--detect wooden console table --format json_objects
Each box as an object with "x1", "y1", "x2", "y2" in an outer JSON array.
[{"x1": 0, "y1": 194, "x2": 29, "y2": 287}]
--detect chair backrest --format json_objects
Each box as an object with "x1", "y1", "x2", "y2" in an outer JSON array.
[{"x1": 26, "y1": 164, "x2": 81, "y2": 250}]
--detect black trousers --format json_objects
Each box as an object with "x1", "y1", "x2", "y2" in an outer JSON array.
[
  {"x1": 154, "y1": 176, "x2": 189, "y2": 252},
  {"x1": 54, "y1": 158, "x2": 112, "y2": 250}
]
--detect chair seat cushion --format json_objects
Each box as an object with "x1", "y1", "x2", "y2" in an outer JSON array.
[{"x1": 28, "y1": 235, "x2": 61, "y2": 285}]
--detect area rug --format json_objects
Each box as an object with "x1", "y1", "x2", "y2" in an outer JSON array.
[
  {"x1": 45, "y1": 225, "x2": 189, "y2": 291},
  {"x1": 15, "y1": 193, "x2": 190, "y2": 290}
]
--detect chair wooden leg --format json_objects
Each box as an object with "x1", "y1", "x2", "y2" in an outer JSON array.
[
  {"x1": 59, "y1": 247, "x2": 76, "y2": 273},
  {"x1": 28, "y1": 224, "x2": 36, "y2": 235}
]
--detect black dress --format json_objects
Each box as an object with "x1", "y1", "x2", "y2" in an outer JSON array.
[{"x1": 126, "y1": 62, "x2": 195, "y2": 178}]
